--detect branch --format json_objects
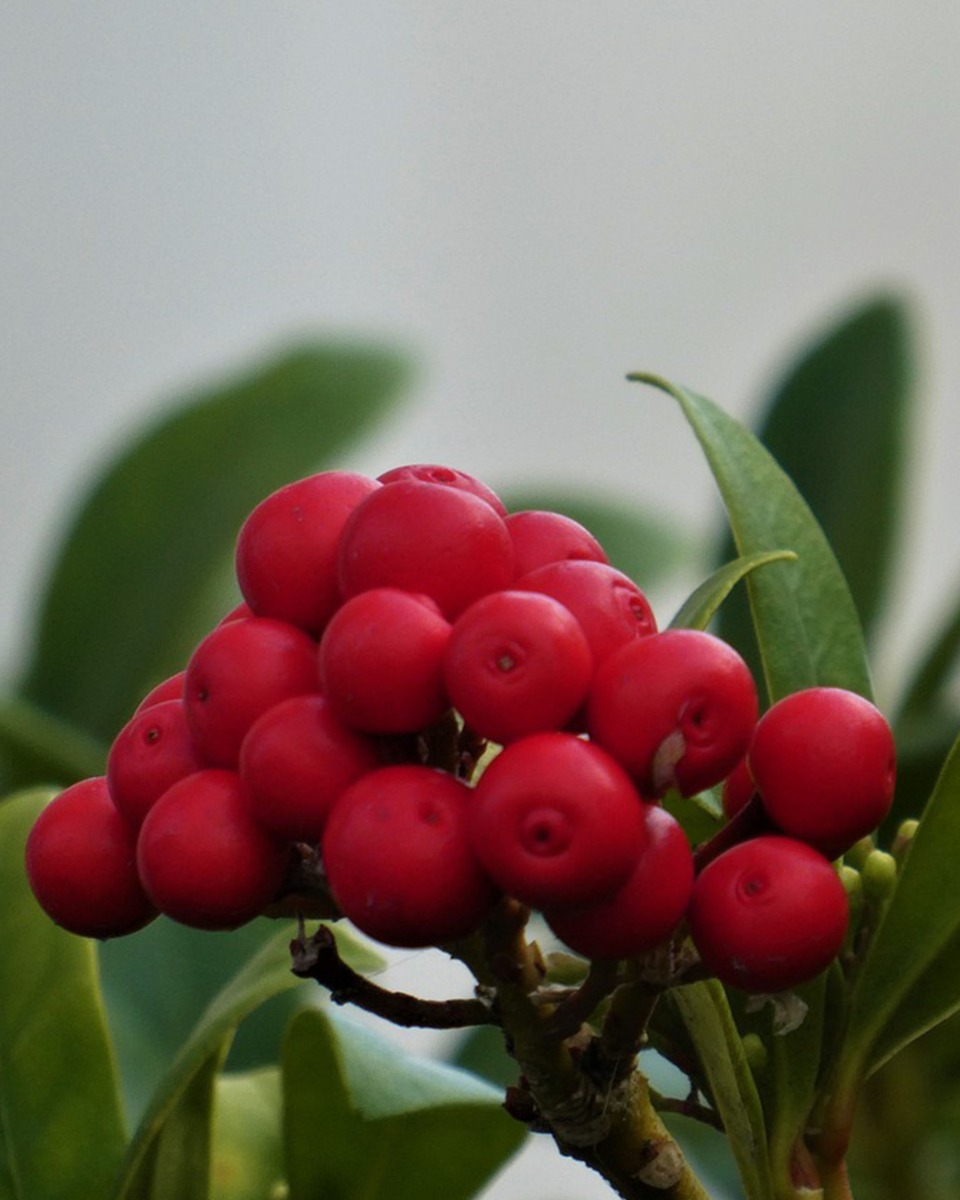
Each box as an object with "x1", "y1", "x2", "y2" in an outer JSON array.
[{"x1": 290, "y1": 922, "x2": 497, "y2": 1029}]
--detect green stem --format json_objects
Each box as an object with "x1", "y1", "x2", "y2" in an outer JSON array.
[{"x1": 0, "y1": 693, "x2": 107, "y2": 782}]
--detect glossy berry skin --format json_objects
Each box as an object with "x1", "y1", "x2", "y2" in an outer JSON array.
[
  {"x1": 108, "y1": 699, "x2": 208, "y2": 827},
  {"x1": 319, "y1": 588, "x2": 452, "y2": 733},
  {"x1": 587, "y1": 629, "x2": 758, "y2": 797},
  {"x1": 137, "y1": 769, "x2": 290, "y2": 930},
  {"x1": 517, "y1": 559, "x2": 657, "y2": 668},
  {"x1": 338, "y1": 479, "x2": 515, "y2": 620},
  {"x1": 184, "y1": 617, "x2": 320, "y2": 767},
  {"x1": 135, "y1": 670, "x2": 185, "y2": 713},
  {"x1": 443, "y1": 590, "x2": 592, "y2": 744},
  {"x1": 469, "y1": 732, "x2": 646, "y2": 910},
  {"x1": 545, "y1": 804, "x2": 693, "y2": 959},
  {"x1": 688, "y1": 835, "x2": 848, "y2": 993},
  {"x1": 505, "y1": 510, "x2": 608, "y2": 577},
  {"x1": 25, "y1": 777, "x2": 156, "y2": 938},
  {"x1": 748, "y1": 687, "x2": 896, "y2": 857},
  {"x1": 236, "y1": 471, "x2": 380, "y2": 635},
  {"x1": 376, "y1": 464, "x2": 507, "y2": 517},
  {"x1": 239, "y1": 694, "x2": 381, "y2": 841},
  {"x1": 322, "y1": 765, "x2": 499, "y2": 948}
]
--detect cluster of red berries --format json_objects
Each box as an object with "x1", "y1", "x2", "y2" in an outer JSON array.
[{"x1": 25, "y1": 464, "x2": 897, "y2": 995}]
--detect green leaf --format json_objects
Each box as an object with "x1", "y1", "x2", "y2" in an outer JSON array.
[
  {"x1": 671, "y1": 981, "x2": 774, "y2": 1200},
  {"x1": 668, "y1": 550, "x2": 798, "y2": 632},
  {"x1": 843, "y1": 732, "x2": 960, "y2": 1077},
  {"x1": 210, "y1": 1069, "x2": 284, "y2": 1200},
  {"x1": 0, "y1": 788, "x2": 127, "y2": 1200},
  {"x1": 111, "y1": 922, "x2": 378, "y2": 1200},
  {"x1": 896, "y1": 576, "x2": 960, "y2": 723},
  {"x1": 282, "y1": 1008, "x2": 525, "y2": 1200},
  {"x1": 19, "y1": 340, "x2": 410, "y2": 746},
  {"x1": 496, "y1": 486, "x2": 701, "y2": 587},
  {"x1": 631, "y1": 374, "x2": 873, "y2": 705},
  {"x1": 750, "y1": 295, "x2": 913, "y2": 640}
]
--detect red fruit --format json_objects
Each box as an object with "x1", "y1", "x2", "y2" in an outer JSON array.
[
  {"x1": 137, "y1": 769, "x2": 290, "y2": 930},
  {"x1": 240, "y1": 694, "x2": 381, "y2": 841},
  {"x1": 546, "y1": 805, "x2": 693, "y2": 959},
  {"x1": 443, "y1": 590, "x2": 592, "y2": 744},
  {"x1": 108, "y1": 699, "x2": 207, "y2": 827},
  {"x1": 469, "y1": 732, "x2": 646, "y2": 910},
  {"x1": 688, "y1": 835, "x2": 848, "y2": 993},
  {"x1": 377, "y1": 464, "x2": 507, "y2": 517},
  {"x1": 322, "y1": 765, "x2": 498, "y2": 948},
  {"x1": 236, "y1": 471, "x2": 380, "y2": 634},
  {"x1": 505, "y1": 510, "x2": 608, "y2": 577},
  {"x1": 184, "y1": 617, "x2": 319, "y2": 766},
  {"x1": 748, "y1": 687, "x2": 896, "y2": 857},
  {"x1": 338, "y1": 480, "x2": 515, "y2": 619},
  {"x1": 319, "y1": 588, "x2": 452, "y2": 733},
  {"x1": 517, "y1": 559, "x2": 657, "y2": 667},
  {"x1": 587, "y1": 629, "x2": 758, "y2": 797},
  {"x1": 135, "y1": 671, "x2": 186, "y2": 713},
  {"x1": 721, "y1": 757, "x2": 756, "y2": 822},
  {"x1": 25, "y1": 777, "x2": 156, "y2": 938}
]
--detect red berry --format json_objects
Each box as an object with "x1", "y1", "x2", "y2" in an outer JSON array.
[
  {"x1": 545, "y1": 805, "x2": 693, "y2": 959},
  {"x1": 338, "y1": 480, "x2": 515, "y2": 619},
  {"x1": 319, "y1": 588, "x2": 452, "y2": 733},
  {"x1": 517, "y1": 559, "x2": 657, "y2": 667},
  {"x1": 469, "y1": 732, "x2": 646, "y2": 909},
  {"x1": 721, "y1": 756, "x2": 756, "y2": 822},
  {"x1": 239, "y1": 694, "x2": 381, "y2": 841},
  {"x1": 688, "y1": 835, "x2": 848, "y2": 993},
  {"x1": 748, "y1": 687, "x2": 896, "y2": 856},
  {"x1": 184, "y1": 617, "x2": 319, "y2": 766},
  {"x1": 25, "y1": 777, "x2": 156, "y2": 938},
  {"x1": 322, "y1": 765, "x2": 498, "y2": 948},
  {"x1": 137, "y1": 769, "x2": 290, "y2": 930},
  {"x1": 505, "y1": 510, "x2": 608, "y2": 577},
  {"x1": 236, "y1": 471, "x2": 380, "y2": 634},
  {"x1": 135, "y1": 671, "x2": 185, "y2": 713},
  {"x1": 108, "y1": 699, "x2": 207, "y2": 827},
  {"x1": 443, "y1": 590, "x2": 592, "y2": 744},
  {"x1": 587, "y1": 629, "x2": 758, "y2": 797},
  {"x1": 377, "y1": 464, "x2": 507, "y2": 517}
]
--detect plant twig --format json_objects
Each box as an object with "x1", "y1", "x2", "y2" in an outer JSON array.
[{"x1": 290, "y1": 921, "x2": 497, "y2": 1029}]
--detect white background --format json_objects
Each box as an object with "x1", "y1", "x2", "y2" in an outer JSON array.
[{"x1": 4, "y1": 6, "x2": 960, "y2": 1197}]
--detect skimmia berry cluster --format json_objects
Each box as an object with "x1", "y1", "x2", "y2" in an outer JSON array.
[{"x1": 25, "y1": 463, "x2": 897, "y2": 995}]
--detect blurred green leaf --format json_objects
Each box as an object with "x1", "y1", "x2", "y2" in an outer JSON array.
[
  {"x1": 19, "y1": 340, "x2": 411, "y2": 748},
  {"x1": 754, "y1": 295, "x2": 913, "y2": 638},
  {"x1": 895, "y1": 573, "x2": 960, "y2": 725},
  {"x1": 713, "y1": 295, "x2": 913, "y2": 671},
  {"x1": 0, "y1": 788, "x2": 128, "y2": 1200},
  {"x1": 111, "y1": 922, "x2": 377, "y2": 1200},
  {"x1": 450, "y1": 1024, "x2": 519, "y2": 1090},
  {"x1": 668, "y1": 550, "x2": 797, "y2": 632},
  {"x1": 282, "y1": 1008, "x2": 525, "y2": 1200},
  {"x1": 210, "y1": 1069, "x2": 284, "y2": 1200},
  {"x1": 632, "y1": 375, "x2": 872, "y2": 705},
  {"x1": 496, "y1": 486, "x2": 701, "y2": 588},
  {"x1": 843, "y1": 732, "x2": 960, "y2": 1078}
]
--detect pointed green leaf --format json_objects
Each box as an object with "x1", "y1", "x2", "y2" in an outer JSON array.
[
  {"x1": 20, "y1": 340, "x2": 411, "y2": 745},
  {"x1": 843, "y1": 732, "x2": 960, "y2": 1077},
  {"x1": 671, "y1": 981, "x2": 774, "y2": 1200},
  {"x1": 0, "y1": 788, "x2": 127, "y2": 1200},
  {"x1": 111, "y1": 922, "x2": 378, "y2": 1200},
  {"x1": 631, "y1": 375, "x2": 872, "y2": 704},
  {"x1": 282, "y1": 1008, "x2": 524, "y2": 1200},
  {"x1": 896, "y1": 578, "x2": 960, "y2": 723},
  {"x1": 751, "y1": 295, "x2": 913, "y2": 638},
  {"x1": 496, "y1": 486, "x2": 701, "y2": 587},
  {"x1": 668, "y1": 550, "x2": 797, "y2": 632}
]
